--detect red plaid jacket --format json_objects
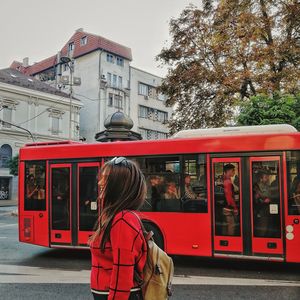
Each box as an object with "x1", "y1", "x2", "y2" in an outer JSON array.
[{"x1": 90, "y1": 210, "x2": 147, "y2": 300}]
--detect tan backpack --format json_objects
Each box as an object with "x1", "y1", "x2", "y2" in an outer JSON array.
[{"x1": 142, "y1": 231, "x2": 174, "y2": 299}]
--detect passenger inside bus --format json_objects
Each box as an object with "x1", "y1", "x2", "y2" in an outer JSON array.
[
  {"x1": 149, "y1": 175, "x2": 162, "y2": 211},
  {"x1": 222, "y1": 164, "x2": 239, "y2": 236},
  {"x1": 26, "y1": 174, "x2": 46, "y2": 210},
  {"x1": 291, "y1": 180, "x2": 300, "y2": 214},
  {"x1": 253, "y1": 169, "x2": 272, "y2": 237},
  {"x1": 164, "y1": 181, "x2": 180, "y2": 199},
  {"x1": 26, "y1": 174, "x2": 38, "y2": 201},
  {"x1": 184, "y1": 174, "x2": 198, "y2": 199}
]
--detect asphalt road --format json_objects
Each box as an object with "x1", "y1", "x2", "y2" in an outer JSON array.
[{"x1": 0, "y1": 206, "x2": 299, "y2": 300}]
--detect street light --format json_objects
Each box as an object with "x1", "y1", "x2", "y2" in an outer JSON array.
[{"x1": 60, "y1": 56, "x2": 80, "y2": 140}]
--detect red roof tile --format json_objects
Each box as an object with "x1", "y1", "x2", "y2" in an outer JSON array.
[{"x1": 10, "y1": 30, "x2": 132, "y2": 76}]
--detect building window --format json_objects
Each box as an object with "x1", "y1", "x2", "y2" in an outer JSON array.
[
  {"x1": 148, "y1": 86, "x2": 157, "y2": 98},
  {"x1": 138, "y1": 105, "x2": 168, "y2": 124},
  {"x1": 158, "y1": 111, "x2": 168, "y2": 123},
  {"x1": 113, "y1": 74, "x2": 117, "y2": 88},
  {"x1": 107, "y1": 54, "x2": 114, "y2": 63},
  {"x1": 107, "y1": 72, "x2": 112, "y2": 86},
  {"x1": 138, "y1": 128, "x2": 168, "y2": 140},
  {"x1": 157, "y1": 131, "x2": 168, "y2": 139},
  {"x1": 80, "y1": 36, "x2": 88, "y2": 46},
  {"x1": 118, "y1": 76, "x2": 122, "y2": 89},
  {"x1": 138, "y1": 83, "x2": 149, "y2": 96},
  {"x1": 116, "y1": 57, "x2": 124, "y2": 66},
  {"x1": 2, "y1": 106, "x2": 12, "y2": 128},
  {"x1": 158, "y1": 93, "x2": 165, "y2": 101},
  {"x1": 0, "y1": 144, "x2": 12, "y2": 168},
  {"x1": 139, "y1": 106, "x2": 148, "y2": 118},
  {"x1": 51, "y1": 116, "x2": 59, "y2": 135},
  {"x1": 108, "y1": 93, "x2": 113, "y2": 106},
  {"x1": 114, "y1": 95, "x2": 123, "y2": 109},
  {"x1": 139, "y1": 128, "x2": 147, "y2": 139},
  {"x1": 68, "y1": 42, "x2": 75, "y2": 52}
]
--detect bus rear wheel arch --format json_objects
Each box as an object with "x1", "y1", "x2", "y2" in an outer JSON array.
[{"x1": 141, "y1": 220, "x2": 165, "y2": 250}]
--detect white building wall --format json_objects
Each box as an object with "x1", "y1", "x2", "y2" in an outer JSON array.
[
  {"x1": 0, "y1": 82, "x2": 82, "y2": 200},
  {"x1": 35, "y1": 45, "x2": 173, "y2": 142},
  {"x1": 130, "y1": 67, "x2": 172, "y2": 139},
  {"x1": 60, "y1": 50, "x2": 131, "y2": 142},
  {"x1": 64, "y1": 51, "x2": 100, "y2": 142}
]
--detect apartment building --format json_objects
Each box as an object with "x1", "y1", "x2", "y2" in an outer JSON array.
[
  {"x1": 11, "y1": 28, "x2": 172, "y2": 142},
  {"x1": 0, "y1": 68, "x2": 82, "y2": 200},
  {"x1": 130, "y1": 67, "x2": 170, "y2": 140}
]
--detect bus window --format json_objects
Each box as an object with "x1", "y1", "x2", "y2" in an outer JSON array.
[
  {"x1": 287, "y1": 151, "x2": 300, "y2": 215},
  {"x1": 252, "y1": 161, "x2": 281, "y2": 237},
  {"x1": 182, "y1": 154, "x2": 207, "y2": 213},
  {"x1": 134, "y1": 155, "x2": 207, "y2": 213},
  {"x1": 52, "y1": 168, "x2": 70, "y2": 230},
  {"x1": 214, "y1": 162, "x2": 241, "y2": 236},
  {"x1": 135, "y1": 156, "x2": 181, "y2": 212},
  {"x1": 24, "y1": 162, "x2": 46, "y2": 211},
  {"x1": 79, "y1": 166, "x2": 99, "y2": 231}
]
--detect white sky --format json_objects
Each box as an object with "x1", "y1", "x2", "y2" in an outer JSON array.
[{"x1": 1, "y1": 0, "x2": 199, "y2": 77}]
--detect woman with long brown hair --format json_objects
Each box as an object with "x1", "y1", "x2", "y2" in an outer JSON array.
[{"x1": 89, "y1": 157, "x2": 147, "y2": 300}]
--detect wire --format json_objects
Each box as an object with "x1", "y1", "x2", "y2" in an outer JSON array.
[
  {"x1": 73, "y1": 93, "x2": 108, "y2": 102},
  {"x1": 17, "y1": 109, "x2": 48, "y2": 125},
  {"x1": 16, "y1": 93, "x2": 77, "y2": 126}
]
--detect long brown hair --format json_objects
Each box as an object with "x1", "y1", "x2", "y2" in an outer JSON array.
[{"x1": 90, "y1": 157, "x2": 147, "y2": 251}]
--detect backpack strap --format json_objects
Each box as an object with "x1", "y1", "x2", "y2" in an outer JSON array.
[
  {"x1": 166, "y1": 257, "x2": 174, "y2": 296},
  {"x1": 131, "y1": 211, "x2": 148, "y2": 287}
]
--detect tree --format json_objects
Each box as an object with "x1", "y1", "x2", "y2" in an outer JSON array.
[
  {"x1": 157, "y1": 1, "x2": 300, "y2": 134},
  {"x1": 237, "y1": 93, "x2": 300, "y2": 130},
  {"x1": 8, "y1": 154, "x2": 19, "y2": 176}
]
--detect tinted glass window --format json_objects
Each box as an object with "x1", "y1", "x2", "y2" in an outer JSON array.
[
  {"x1": 79, "y1": 166, "x2": 99, "y2": 231},
  {"x1": 213, "y1": 162, "x2": 241, "y2": 236},
  {"x1": 182, "y1": 155, "x2": 207, "y2": 212},
  {"x1": 252, "y1": 160, "x2": 281, "y2": 238},
  {"x1": 51, "y1": 167, "x2": 70, "y2": 230},
  {"x1": 25, "y1": 162, "x2": 46, "y2": 211},
  {"x1": 287, "y1": 151, "x2": 300, "y2": 215},
  {"x1": 139, "y1": 156, "x2": 181, "y2": 212},
  {"x1": 133, "y1": 154, "x2": 207, "y2": 213}
]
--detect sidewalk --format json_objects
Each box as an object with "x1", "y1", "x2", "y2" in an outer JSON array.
[{"x1": 0, "y1": 199, "x2": 17, "y2": 207}]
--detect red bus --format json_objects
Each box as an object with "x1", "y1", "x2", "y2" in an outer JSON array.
[{"x1": 18, "y1": 125, "x2": 300, "y2": 263}]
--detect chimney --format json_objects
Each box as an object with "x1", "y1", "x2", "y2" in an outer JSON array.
[{"x1": 22, "y1": 57, "x2": 29, "y2": 67}]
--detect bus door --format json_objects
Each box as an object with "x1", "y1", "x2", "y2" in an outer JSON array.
[
  {"x1": 212, "y1": 156, "x2": 284, "y2": 259},
  {"x1": 212, "y1": 158, "x2": 243, "y2": 253},
  {"x1": 250, "y1": 157, "x2": 283, "y2": 256},
  {"x1": 50, "y1": 164, "x2": 72, "y2": 245},
  {"x1": 77, "y1": 162, "x2": 100, "y2": 246}
]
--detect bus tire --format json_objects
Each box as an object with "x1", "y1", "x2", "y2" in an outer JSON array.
[{"x1": 141, "y1": 220, "x2": 165, "y2": 250}]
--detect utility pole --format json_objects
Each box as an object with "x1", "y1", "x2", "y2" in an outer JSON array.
[
  {"x1": 60, "y1": 57, "x2": 80, "y2": 140},
  {"x1": 69, "y1": 61, "x2": 74, "y2": 140}
]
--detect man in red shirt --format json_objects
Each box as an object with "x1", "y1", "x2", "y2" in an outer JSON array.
[{"x1": 223, "y1": 164, "x2": 239, "y2": 236}]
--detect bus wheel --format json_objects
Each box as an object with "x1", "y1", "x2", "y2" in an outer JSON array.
[{"x1": 142, "y1": 221, "x2": 165, "y2": 250}]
